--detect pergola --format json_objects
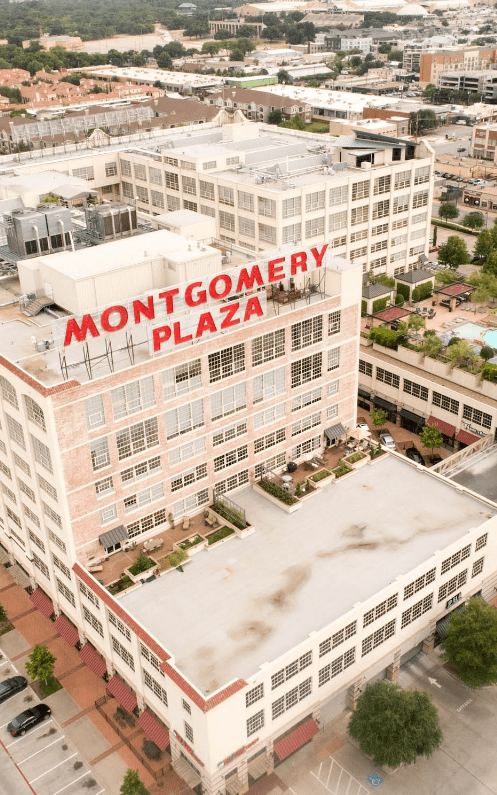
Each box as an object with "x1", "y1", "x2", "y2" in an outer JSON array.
[
  {"x1": 371, "y1": 305, "x2": 412, "y2": 327},
  {"x1": 435, "y1": 282, "x2": 474, "y2": 309}
]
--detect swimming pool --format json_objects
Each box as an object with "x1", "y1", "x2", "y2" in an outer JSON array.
[{"x1": 453, "y1": 322, "x2": 497, "y2": 348}]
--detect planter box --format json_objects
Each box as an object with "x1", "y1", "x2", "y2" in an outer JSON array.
[
  {"x1": 423, "y1": 357, "x2": 450, "y2": 378},
  {"x1": 451, "y1": 367, "x2": 481, "y2": 390},
  {"x1": 332, "y1": 467, "x2": 354, "y2": 482},
  {"x1": 308, "y1": 469, "x2": 335, "y2": 487},
  {"x1": 397, "y1": 346, "x2": 424, "y2": 367},
  {"x1": 205, "y1": 526, "x2": 237, "y2": 550},
  {"x1": 209, "y1": 508, "x2": 255, "y2": 538},
  {"x1": 112, "y1": 580, "x2": 143, "y2": 598},
  {"x1": 124, "y1": 560, "x2": 158, "y2": 584},
  {"x1": 252, "y1": 482, "x2": 302, "y2": 513},
  {"x1": 173, "y1": 535, "x2": 207, "y2": 557},
  {"x1": 344, "y1": 453, "x2": 368, "y2": 470},
  {"x1": 157, "y1": 556, "x2": 192, "y2": 577},
  {"x1": 480, "y1": 378, "x2": 497, "y2": 398}
]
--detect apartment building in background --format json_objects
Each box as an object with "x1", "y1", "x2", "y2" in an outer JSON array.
[{"x1": 418, "y1": 46, "x2": 497, "y2": 86}]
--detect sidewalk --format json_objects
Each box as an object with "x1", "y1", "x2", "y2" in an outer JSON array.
[{"x1": 0, "y1": 567, "x2": 188, "y2": 795}]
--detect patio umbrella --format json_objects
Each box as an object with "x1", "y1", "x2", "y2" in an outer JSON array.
[{"x1": 349, "y1": 427, "x2": 371, "y2": 441}]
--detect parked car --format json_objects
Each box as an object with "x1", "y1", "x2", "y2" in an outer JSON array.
[
  {"x1": 357, "y1": 419, "x2": 369, "y2": 432},
  {"x1": 457, "y1": 147, "x2": 466, "y2": 152},
  {"x1": 0, "y1": 677, "x2": 27, "y2": 704},
  {"x1": 429, "y1": 454, "x2": 443, "y2": 466},
  {"x1": 7, "y1": 704, "x2": 51, "y2": 736},
  {"x1": 405, "y1": 447, "x2": 425, "y2": 465},
  {"x1": 379, "y1": 431, "x2": 396, "y2": 450}
]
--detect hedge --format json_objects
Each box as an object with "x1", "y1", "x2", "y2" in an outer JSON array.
[
  {"x1": 396, "y1": 282, "x2": 410, "y2": 301},
  {"x1": 432, "y1": 218, "x2": 480, "y2": 236},
  {"x1": 395, "y1": 293, "x2": 404, "y2": 307},
  {"x1": 361, "y1": 299, "x2": 367, "y2": 317},
  {"x1": 369, "y1": 327, "x2": 399, "y2": 349},
  {"x1": 481, "y1": 363, "x2": 497, "y2": 383},
  {"x1": 412, "y1": 282, "x2": 432, "y2": 302},
  {"x1": 372, "y1": 297, "x2": 388, "y2": 313}
]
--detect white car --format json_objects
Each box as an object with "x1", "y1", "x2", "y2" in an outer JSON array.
[
  {"x1": 357, "y1": 420, "x2": 369, "y2": 432},
  {"x1": 379, "y1": 431, "x2": 396, "y2": 450}
]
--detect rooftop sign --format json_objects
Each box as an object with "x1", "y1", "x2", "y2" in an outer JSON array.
[{"x1": 53, "y1": 244, "x2": 328, "y2": 352}]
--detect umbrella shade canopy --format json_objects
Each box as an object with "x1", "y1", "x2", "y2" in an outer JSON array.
[{"x1": 349, "y1": 427, "x2": 371, "y2": 441}]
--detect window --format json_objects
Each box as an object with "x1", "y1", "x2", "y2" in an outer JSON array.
[
  {"x1": 252, "y1": 330, "x2": 285, "y2": 367},
  {"x1": 329, "y1": 211, "x2": 347, "y2": 232},
  {"x1": 401, "y1": 594, "x2": 433, "y2": 628},
  {"x1": 253, "y1": 367, "x2": 285, "y2": 404},
  {"x1": 394, "y1": 170, "x2": 411, "y2": 189},
  {"x1": 124, "y1": 482, "x2": 164, "y2": 510},
  {"x1": 472, "y1": 558, "x2": 484, "y2": 577},
  {"x1": 215, "y1": 470, "x2": 249, "y2": 495},
  {"x1": 165, "y1": 156, "x2": 178, "y2": 167},
  {"x1": 43, "y1": 502, "x2": 62, "y2": 528},
  {"x1": 363, "y1": 594, "x2": 398, "y2": 627},
  {"x1": 247, "y1": 710, "x2": 264, "y2": 737},
  {"x1": 213, "y1": 422, "x2": 247, "y2": 449},
  {"x1": 438, "y1": 570, "x2": 467, "y2": 602},
  {"x1": 79, "y1": 581, "x2": 100, "y2": 610},
  {"x1": 432, "y1": 392, "x2": 459, "y2": 415},
  {"x1": 412, "y1": 212, "x2": 427, "y2": 225},
  {"x1": 149, "y1": 166, "x2": 162, "y2": 185},
  {"x1": 409, "y1": 245, "x2": 425, "y2": 257},
  {"x1": 291, "y1": 353, "x2": 322, "y2": 388},
  {"x1": 359, "y1": 360, "x2": 373, "y2": 377},
  {"x1": 374, "y1": 175, "x2": 390, "y2": 195},
  {"x1": 136, "y1": 186, "x2": 148, "y2": 204},
  {"x1": 319, "y1": 621, "x2": 357, "y2": 657},
  {"x1": 182, "y1": 699, "x2": 192, "y2": 715},
  {"x1": 105, "y1": 161, "x2": 118, "y2": 179},
  {"x1": 29, "y1": 530, "x2": 45, "y2": 552},
  {"x1": 199, "y1": 180, "x2": 215, "y2": 201},
  {"x1": 127, "y1": 507, "x2": 168, "y2": 539},
  {"x1": 144, "y1": 670, "x2": 168, "y2": 704},
  {"x1": 227, "y1": 156, "x2": 239, "y2": 166},
  {"x1": 306, "y1": 190, "x2": 325, "y2": 211},
  {"x1": 85, "y1": 395, "x2": 105, "y2": 430},
  {"x1": 49, "y1": 530, "x2": 66, "y2": 553},
  {"x1": 83, "y1": 605, "x2": 103, "y2": 637},
  {"x1": 305, "y1": 217, "x2": 324, "y2": 239},
  {"x1": 167, "y1": 195, "x2": 180, "y2": 212},
  {"x1": 122, "y1": 181, "x2": 133, "y2": 199},
  {"x1": 6, "y1": 415, "x2": 25, "y2": 449},
  {"x1": 169, "y1": 435, "x2": 206, "y2": 466},
  {"x1": 329, "y1": 185, "x2": 348, "y2": 205},
  {"x1": 6, "y1": 506, "x2": 21, "y2": 528},
  {"x1": 200, "y1": 204, "x2": 215, "y2": 217},
  {"x1": 327, "y1": 348, "x2": 340, "y2": 372},
  {"x1": 19, "y1": 480, "x2": 35, "y2": 502},
  {"x1": 24, "y1": 396, "x2": 45, "y2": 431},
  {"x1": 410, "y1": 228, "x2": 425, "y2": 241},
  {"x1": 0, "y1": 461, "x2": 11, "y2": 480},
  {"x1": 271, "y1": 652, "x2": 312, "y2": 690},
  {"x1": 292, "y1": 387, "x2": 321, "y2": 413},
  {"x1": 214, "y1": 445, "x2": 248, "y2": 472},
  {"x1": 393, "y1": 194, "x2": 409, "y2": 215},
  {"x1": 255, "y1": 452, "x2": 286, "y2": 479},
  {"x1": 112, "y1": 636, "x2": 134, "y2": 670},
  {"x1": 254, "y1": 428, "x2": 286, "y2": 453},
  {"x1": 462, "y1": 405, "x2": 492, "y2": 429},
  {"x1": 121, "y1": 455, "x2": 162, "y2": 486},
  {"x1": 211, "y1": 384, "x2": 246, "y2": 421},
  {"x1": 100, "y1": 504, "x2": 117, "y2": 525},
  {"x1": 272, "y1": 677, "x2": 312, "y2": 720},
  {"x1": 292, "y1": 317, "x2": 323, "y2": 352},
  {"x1": 414, "y1": 165, "x2": 430, "y2": 185},
  {"x1": 111, "y1": 377, "x2": 155, "y2": 421},
  {"x1": 352, "y1": 180, "x2": 370, "y2": 200},
  {"x1": 96, "y1": 476, "x2": 114, "y2": 497},
  {"x1": 291, "y1": 413, "x2": 320, "y2": 437},
  {"x1": 319, "y1": 648, "x2": 355, "y2": 686},
  {"x1": 73, "y1": 166, "x2": 94, "y2": 180},
  {"x1": 33, "y1": 554, "x2": 50, "y2": 579},
  {"x1": 140, "y1": 644, "x2": 163, "y2": 674},
  {"x1": 23, "y1": 504, "x2": 39, "y2": 527},
  {"x1": 291, "y1": 435, "x2": 320, "y2": 460},
  {"x1": 165, "y1": 400, "x2": 204, "y2": 440},
  {"x1": 53, "y1": 554, "x2": 71, "y2": 579},
  {"x1": 109, "y1": 611, "x2": 131, "y2": 641},
  {"x1": 351, "y1": 205, "x2": 368, "y2": 225},
  {"x1": 351, "y1": 229, "x2": 368, "y2": 243},
  {"x1": 282, "y1": 196, "x2": 301, "y2": 218},
  {"x1": 203, "y1": 160, "x2": 216, "y2": 170},
  {"x1": 259, "y1": 223, "x2": 276, "y2": 244},
  {"x1": 327, "y1": 380, "x2": 339, "y2": 398},
  {"x1": 372, "y1": 200, "x2": 389, "y2": 219},
  {"x1": 362, "y1": 618, "x2": 395, "y2": 656},
  {"x1": 209, "y1": 344, "x2": 244, "y2": 383},
  {"x1": 116, "y1": 418, "x2": 159, "y2": 459},
  {"x1": 238, "y1": 191, "x2": 254, "y2": 212},
  {"x1": 371, "y1": 240, "x2": 388, "y2": 254},
  {"x1": 283, "y1": 222, "x2": 301, "y2": 243},
  {"x1": 151, "y1": 191, "x2": 164, "y2": 209},
  {"x1": 134, "y1": 163, "x2": 146, "y2": 181},
  {"x1": 171, "y1": 488, "x2": 209, "y2": 519},
  {"x1": 182, "y1": 175, "x2": 197, "y2": 195},
  {"x1": 476, "y1": 533, "x2": 488, "y2": 552},
  {"x1": 171, "y1": 464, "x2": 207, "y2": 492},
  {"x1": 184, "y1": 722, "x2": 194, "y2": 743},
  {"x1": 404, "y1": 568, "x2": 436, "y2": 600},
  {"x1": 377, "y1": 367, "x2": 399, "y2": 388},
  {"x1": 240, "y1": 217, "x2": 255, "y2": 238},
  {"x1": 412, "y1": 190, "x2": 429, "y2": 209},
  {"x1": 403, "y1": 379, "x2": 428, "y2": 401},
  {"x1": 328, "y1": 312, "x2": 341, "y2": 337},
  {"x1": 246, "y1": 683, "x2": 263, "y2": 708},
  {"x1": 162, "y1": 359, "x2": 201, "y2": 400},
  {"x1": 31, "y1": 435, "x2": 52, "y2": 472},
  {"x1": 120, "y1": 160, "x2": 131, "y2": 177},
  {"x1": 56, "y1": 577, "x2": 75, "y2": 607},
  {"x1": 2, "y1": 483, "x2": 15, "y2": 503},
  {"x1": 258, "y1": 196, "x2": 276, "y2": 218},
  {"x1": 220, "y1": 211, "x2": 235, "y2": 232},
  {"x1": 441, "y1": 545, "x2": 471, "y2": 575},
  {"x1": 165, "y1": 172, "x2": 179, "y2": 191}
]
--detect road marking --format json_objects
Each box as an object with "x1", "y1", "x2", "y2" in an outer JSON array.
[
  {"x1": 5, "y1": 720, "x2": 53, "y2": 747},
  {"x1": 51, "y1": 771, "x2": 90, "y2": 795},
  {"x1": 18, "y1": 735, "x2": 65, "y2": 764},
  {"x1": 457, "y1": 699, "x2": 473, "y2": 713},
  {"x1": 428, "y1": 677, "x2": 442, "y2": 688},
  {"x1": 29, "y1": 752, "x2": 77, "y2": 783}
]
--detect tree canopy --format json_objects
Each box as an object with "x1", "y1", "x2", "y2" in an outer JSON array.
[
  {"x1": 439, "y1": 202, "x2": 459, "y2": 221},
  {"x1": 348, "y1": 681, "x2": 443, "y2": 767},
  {"x1": 462, "y1": 212, "x2": 485, "y2": 229},
  {"x1": 437, "y1": 236, "x2": 471, "y2": 269},
  {"x1": 120, "y1": 769, "x2": 147, "y2": 795},
  {"x1": 25, "y1": 644, "x2": 55, "y2": 685},
  {"x1": 419, "y1": 424, "x2": 443, "y2": 454},
  {"x1": 442, "y1": 596, "x2": 497, "y2": 688}
]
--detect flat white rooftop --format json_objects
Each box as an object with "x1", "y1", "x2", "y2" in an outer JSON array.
[{"x1": 120, "y1": 456, "x2": 494, "y2": 695}]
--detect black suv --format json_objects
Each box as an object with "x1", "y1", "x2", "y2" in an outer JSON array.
[
  {"x1": 0, "y1": 676, "x2": 27, "y2": 704},
  {"x1": 405, "y1": 447, "x2": 425, "y2": 466}
]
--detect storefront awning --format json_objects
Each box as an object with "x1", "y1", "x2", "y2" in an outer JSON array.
[
  {"x1": 372, "y1": 396, "x2": 397, "y2": 413},
  {"x1": 29, "y1": 588, "x2": 54, "y2": 618},
  {"x1": 99, "y1": 524, "x2": 128, "y2": 550},
  {"x1": 274, "y1": 718, "x2": 319, "y2": 761},
  {"x1": 54, "y1": 614, "x2": 80, "y2": 647},
  {"x1": 400, "y1": 409, "x2": 425, "y2": 426},
  {"x1": 324, "y1": 423, "x2": 346, "y2": 442},
  {"x1": 106, "y1": 675, "x2": 138, "y2": 712},
  {"x1": 455, "y1": 429, "x2": 480, "y2": 446},
  {"x1": 436, "y1": 605, "x2": 464, "y2": 639},
  {"x1": 358, "y1": 389, "x2": 370, "y2": 400},
  {"x1": 79, "y1": 644, "x2": 107, "y2": 678},
  {"x1": 427, "y1": 415, "x2": 455, "y2": 438},
  {"x1": 138, "y1": 710, "x2": 170, "y2": 751}
]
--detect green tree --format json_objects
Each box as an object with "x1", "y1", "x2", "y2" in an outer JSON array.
[
  {"x1": 474, "y1": 228, "x2": 494, "y2": 260},
  {"x1": 408, "y1": 314, "x2": 425, "y2": 332},
  {"x1": 370, "y1": 407, "x2": 388, "y2": 434},
  {"x1": 462, "y1": 212, "x2": 485, "y2": 229},
  {"x1": 436, "y1": 269, "x2": 461, "y2": 285},
  {"x1": 25, "y1": 644, "x2": 55, "y2": 686},
  {"x1": 268, "y1": 108, "x2": 283, "y2": 125},
  {"x1": 442, "y1": 596, "x2": 497, "y2": 688},
  {"x1": 446, "y1": 339, "x2": 477, "y2": 369},
  {"x1": 348, "y1": 681, "x2": 443, "y2": 767},
  {"x1": 410, "y1": 109, "x2": 437, "y2": 134},
  {"x1": 419, "y1": 424, "x2": 444, "y2": 458},
  {"x1": 437, "y1": 236, "x2": 471, "y2": 269},
  {"x1": 120, "y1": 769, "x2": 147, "y2": 795},
  {"x1": 439, "y1": 201, "x2": 459, "y2": 221},
  {"x1": 422, "y1": 334, "x2": 443, "y2": 358},
  {"x1": 480, "y1": 345, "x2": 494, "y2": 361},
  {"x1": 157, "y1": 51, "x2": 172, "y2": 70},
  {"x1": 423, "y1": 83, "x2": 436, "y2": 98},
  {"x1": 0, "y1": 603, "x2": 7, "y2": 623},
  {"x1": 277, "y1": 68, "x2": 292, "y2": 84}
]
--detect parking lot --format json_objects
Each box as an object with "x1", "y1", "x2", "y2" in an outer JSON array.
[{"x1": 0, "y1": 655, "x2": 105, "y2": 795}]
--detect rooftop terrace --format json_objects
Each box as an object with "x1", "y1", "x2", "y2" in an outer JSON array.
[{"x1": 119, "y1": 455, "x2": 494, "y2": 695}]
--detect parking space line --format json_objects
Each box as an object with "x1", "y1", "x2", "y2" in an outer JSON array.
[
  {"x1": 29, "y1": 752, "x2": 77, "y2": 783},
  {"x1": 18, "y1": 735, "x2": 65, "y2": 764},
  {"x1": 51, "y1": 771, "x2": 90, "y2": 795},
  {"x1": 5, "y1": 720, "x2": 53, "y2": 747}
]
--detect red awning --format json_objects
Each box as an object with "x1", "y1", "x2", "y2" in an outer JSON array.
[
  {"x1": 30, "y1": 589, "x2": 54, "y2": 618},
  {"x1": 79, "y1": 644, "x2": 107, "y2": 678},
  {"x1": 106, "y1": 676, "x2": 138, "y2": 712},
  {"x1": 456, "y1": 429, "x2": 480, "y2": 446},
  {"x1": 138, "y1": 710, "x2": 170, "y2": 751},
  {"x1": 54, "y1": 615, "x2": 80, "y2": 647},
  {"x1": 427, "y1": 415, "x2": 456, "y2": 438},
  {"x1": 273, "y1": 718, "x2": 319, "y2": 761}
]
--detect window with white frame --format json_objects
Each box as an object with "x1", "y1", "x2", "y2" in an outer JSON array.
[
  {"x1": 134, "y1": 163, "x2": 147, "y2": 181},
  {"x1": 326, "y1": 404, "x2": 338, "y2": 420},
  {"x1": 329, "y1": 210, "x2": 347, "y2": 232},
  {"x1": 208, "y1": 344, "x2": 245, "y2": 383},
  {"x1": 149, "y1": 166, "x2": 162, "y2": 184},
  {"x1": 0, "y1": 376, "x2": 17, "y2": 408},
  {"x1": 291, "y1": 387, "x2": 321, "y2": 413},
  {"x1": 306, "y1": 190, "x2": 325, "y2": 212},
  {"x1": 403, "y1": 379, "x2": 428, "y2": 401},
  {"x1": 393, "y1": 194, "x2": 409, "y2": 214},
  {"x1": 2, "y1": 483, "x2": 15, "y2": 503},
  {"x1": 291, "y1": 316, "x2": 323, "y2": 352},
  {"x1": 328, "y1": 311, "x2": 341, "y2": 336},
  {"x1": 199, "y1": 180, "x2": 215, "y2": 200},
  {"x1": 215, "y1": 470, "x2": 249, "y2": 495},
  {"x1": 438, "y1": 570, "x2": 467, "y2": 602},
  {"x1": 432, "y1": 392, "x2": 459, "y2": 415},
  {"x1": 472, "y1": 558, "x2": 484, "y2": 577},
  {"x1": 377, "y1": 367, "x2": 399, "y2": 388},
  {"x1": 84, "y1": 395, "x2": 105, "y2": 430},
  {"x1": 350, "y1": 229, "x2": 368, "y2": 243},
  {"x1": 217, "y1": 185, "x2": 234, "y2": 206},
  {"x1": 165, "y1": 172, "x2": 179, "y2": 191},
  {"x1": 412, "y1": 212, "x2": 427, "y2": 225},
  {"x1": 361, "y1": 618, "x2": 395, "y2": 656},
  {"x1": 371, "y1": 240, "x2": 387, "y2": 253},
  {"x1": 120, "y1": 160, "x2": 131, "y2": 177},
  {"x1": 43, "y1": 501, "x2": 62, "y2": 528},
  {"x1": 33, "y1": 554, "x2": 50, "y2": 579},
  {"x1": 53, "y1": 554, "x2": 71, "y2": 579},
  {"x1": 171, "y1": 464, "x2": 207, "y2": 492},
  {"x1": 111, "y1": 636, "x2": 134, "y2": 670},
  {"x1": 124, "y1": 482, "x2": 164, "y2": 511},
  {"x1": 254, "y1": 452, "x2": 286, "y2": 479},
  {"x1": 240, "y1": 217, "x2": 255, "y2": 238},
  {"x1": 214, "y1": 444, "x2": 248, "y2": 472},
  {"x1": 305, "y1": 216, "x2": 324, "y2": 239},
  {"x1": 363, "y1": 594, "x2": 398, "y2": 627},
  {"x1": 271, "y1": 651, "x2": 312, "y2": 690},
  {"x1": 200, "y1": 204, "x2": 215, "y2": 217},
  {"x1": 410, "y1": 227, "x2": 425, "y2": 240},
  {"x1": 238, "y1": 191, "x2": 254, "y2": 212},
  {"x1": 259, "y1": 223, "x2": 276, "y2": 244},
  {"x1": 165, "y1": 400, "x2": 204, "y2": 440},
  {"x1": 122, "y1": 181, "x2": 133, "y2": 199},
  {"x1": 211, "y1": 384, "x2": 246, "y2": 421},
  {"x1": 167, "y1": 195, "x2": 180, "y2": 211},
  {"x1": 0, "y1": 460, "x2": 11, "y2": 480},
  {"x1": 100, "y1": 504, "x2": 117, "y2": 525},
  {"x1": 49, "y1": 529, "x2": 66, "y2": 552},
  {"x1": 327, "y1": 348, "x2": 340, "y2": 372},
  {"x1": 282, "y1": 196, "x2": 301, "y2": 218},
  {"x1": 374, "y1": 175, "x2": 390, "y2": 195},
  {"x1": 414, "y1": 165, "x2": 430, "y2": 185},
  {"x1": 18, "y1": 480, "x2": 35, "y2": 502},
  {"x1": 258, "y1": 196, "x2": 276, "y2": 218},
  {"x1": 144, "y1": 670, "x2": 168, "y2": 704},
  {"x1": 440, "y1": 545, "x2": 471, "y2": 575},
  {"x1": 79, "y1": 580, "x2": 100, "y2": 610},
  {"x1": 291, "y1": 412, "x2": 320, "y2": 437},
  {"x1": 6, "y1": 415, "x2": 25, "y2": 449},
  {"x1": 351, "y1": 246, "x2": 367, "y2": 259},
  {"x1": 184, "y1": 200, "x2": 197, "y2": 213},
  {"x1": 401, "y1": 593, "x2": 433, "y2": 628},
  {"x1": 359, "y1": 360, "x2": 372, "y2": 377},
  {"x1": 220, "y1": 211, "x2": 235, "y2": 231},
  {"x1": 151, "y1": 191, "x2": 164, "y2": 209},
  {"x1": 462, "y1": 405, "x2": 492, "y2": 429},
  {"x1": 111, "y1": 377, "x2": 155, "y2": 421},
  {"x1": 283, "y1": 222, "x2": 301, "y2": 243},
  {"x1": 319, "y1": 620, "x2": 356, "y2": 657},
  {"x1": 73, "y1": 166, "x2": 94, "y2": 181},
  {"x1": 252, "y1": 330, "x2": 285, "y2": 367},
  {"x1": 246, "y1": 710, "x2": 264, "y2": 737},
  {"x1": 329, "y1": 185, "x2": 348, "y2": 205},
  {"x1": 372, "y1": 223, "x2": 389, "y2": 236},
  {"x1": 182, "y1": 176, "x2": 197, "y2": 196},
  {"x1": 254, "y1": 428, "x2": 286, "y2": 453},
  {"x1": 475, "y1": 533, "x2": 488, "y2": 552},
  {"x1": 24, "y1": 506, "x2": 39, "y2": 528},
  {"x1": 213, "y1": 420, "x2": 247, "y2": 446},
  {"x1": 318, "y1": 648, "x2": 355, "y2": 686},
  {"x1": 136, "y1": 186, "x2": 148, "y2": 204},
  {"x1": 116, "y1": 418, "x2": 159, "y2": 459},
  {"x1": 29, "y1": 529, "x2": 44, "y2": 552},
  {"x1": 109, "y1": 611, "x2": 131, "y2": 641},
  {"x1": 162, "y1": 359, "x2": 201, "y2": 400},
  {"x1": 272, "y1": 677, "x2": 312, "y2": 720},
  {"x1": 31, "y1": 435, "x2": 52, "y2": 472},
  {"x1": 403, "y1": 568, "x2": 436, "y2": 600},
  {"x1": 56, "y1": 577, "x2": 75, "y2": 607},
  {"x1": 291, "y1": 354, "x2": 322, "y2": 388},
  {"x1": 246, "y1": 683, "x2": 263, "y2": 708},
  {"x1": 394, "y1": 170, "x2": 411, "y2": 189},
  {"x1": 24, "y1": 396, "x2": 46, "y2": 431},
  {"x1": 121, "y1": 455, "x2": 161, "y2": 485},
  {"x1": 412, "y1": 190, "x2": 428, "y2": 209},
  {"x1": 171, "y1": 488, "x2": 209, "y2": 519},
  {"x1": 169, "y1": 439, "x2": 206, "y2": 466},
  {"x1": 352, "y1": 180, "x2": 370, "y2": 200},
  {"x1": 372, "y1": 199, "x2": 389, "y2": 219},
  {"x1": 351, "y1": 205, "x2": 368, "y2": 225},
  {"x1": 83, "y1": 605, "x2": 103, "y2": 637}
]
